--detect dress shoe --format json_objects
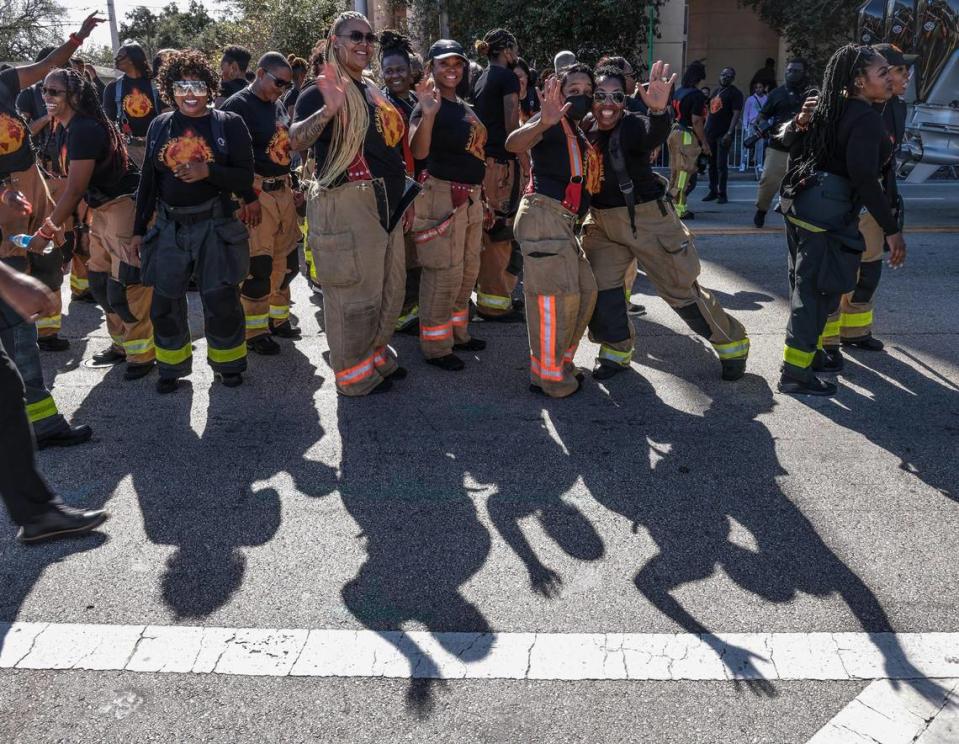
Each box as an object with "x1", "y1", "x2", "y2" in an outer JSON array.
[
  {"x1": 454, "y1": 337, "x2": 486, "y2": 352},
  {"x1": 248, "y1": 335, "x2": 281, "y2": 355},
  {"x1": 124, "y1": 360, "x2": 155, "y2": 381},
  {"x1": 777, "y1": 373, "x2": 836, "y2": 397},
  {"x1": 270, "y1": 321, "x2": 302, "y2": 339},
  {"x1": 18, "y1": 504, "x2": 108, "y2": 544},
  {"x1": 426, "y1": 354, "x2": 465, "y2": 371},
  {"x1": 721, "y1": 358, "x2": 747, "y2": 381},
  {"x1": 37, "y1": 423, "x2": 92, "y2": 450},
  {"x1": 37, "y1": 334, "x2": 70, "y2": 352},
  {"x1": 841, "y1": 334, "x2": 884, "y2": 352},
  {"x1": 91, "y1": 347, "x2": 126, "y2": 366}
]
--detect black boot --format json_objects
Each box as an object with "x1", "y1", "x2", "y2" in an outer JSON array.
[
  {"x1": 812, "y1": 348, "x2": 844, "y2": 373},
  {"x1": 91, "y1": 347, "x2": 126, "y2": 366},
  {"x1": 753, "y1": 209, "x2": 766, "y2": 228},
  {"x1": 37, "y1": 334, "x2": 70, "y2": 352},
  {"x1": 37, "y1": 423, "x2": 93, "y2": 450},
  {"x1": 426, "y1": 354, "x2": 465, "y2": 371},
  {"x1": 124, "y1": 360, "x2": 155, "y2": 381},
  {"x1": 248, "y1": 335, "x2": 281, "y2": 355},
  {"x1": 592, "y1": 362, "x2": 626, "y2": 381},
  {"x1": 777, "y1": 373, "x2": 836, "y2": 397},
  {"x1": 702, "y1": 191, "x2": 718, "y2": 202},
  {"x1": 156, "y1": 377, "x2": 180, "y2": 394},
  {"x1": 17, "y1": 504, "x2": 108, "y2": 544},
  {"x1": 216, "y1": 372, "x2": 244, "y2": 388},
  {"x1": 453, "y1": 338, "x2": 486, "y2": 352},
  {"x1": 721, "y1": 358, "x2": 746, "y2": 381},
  {"x1": 270, "y1": 320, "x2": 302, "y2": 339},
  {"x1": 841, "y1": 334, "x2": 884, "y2": 352}
]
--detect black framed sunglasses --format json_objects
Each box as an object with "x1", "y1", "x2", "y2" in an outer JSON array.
[
  {"x1": 593, "y1": 90, "x2": 627, "y2": 104},
  {"x1": 340, "y1": 30, "x2": 378, "y2": 45},
  {"x1": 265, "y1": 70, "x2": 292, "y2": 88},
  {"x1": 41, "y1": 87, "x2": 66, "y2": 97}
]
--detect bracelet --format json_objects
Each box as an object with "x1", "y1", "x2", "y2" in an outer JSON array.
[
  {"x1": 69, "y1": 33, "x2": 83, "y2": 46},
  {"x1": 43, "y1": 216, "x2": 63, "y2": 234},
  {"x1": 37, "y1": 226, "x2": 55, "y2": 241}
]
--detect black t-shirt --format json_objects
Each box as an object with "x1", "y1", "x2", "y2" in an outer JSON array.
[
  {"x1": 705, "y1": 84, "x2": 743, "y2": 138},
  {"x1": 410, "y1": 97, "x2": 486, "y2": 185},
  {"x1": 528, "y1": 115, "x2": 599, "y2": 217},
  {"x1": 760, "y1": 85, "x2": 805, "y2": 152},
  {"x1": 672, "y1": 86, "x2": 707, "y2": 130},
  {"x1": 472, "y1": 64, "x2": 520, "y2": 161},
  {"x1": 16, "y1": 82, "x2": 58, "y2": 166},
  {"x1": 134, "y1": 110, "x2": 254, "y2": 234},
  {"x1": 221, "y1": 87, "x2": 291, "y2": 178},
  {"x1": 103, "y1": 75, "x2": 161, "y2": 138},
  {"x1": 586, "y1": 111, "x2": 672, "y2": 208},
  {"x1": 57, "y1": 115, "x2": 139, "y2": 206},
  {"x1": 282, "y1": 85, "x2": 301, "y2": 112},
  {"x1": 293, "y1": 77, "x2": 407, "y2": 208},
  {"x1": 219, "y1": 78, "x2": 247, "y2": 101},
  {"x1": 0, "y1": 68, "x2": 35, "y2": 175},
  {"x1": 384, "y1": 87, "x2": 426, "y2": 178}
]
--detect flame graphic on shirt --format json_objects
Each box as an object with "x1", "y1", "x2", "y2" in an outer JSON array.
[
  {"x1": 123, "y1": 88, "x2": 153, "y2": 118},
  {"x1": 585, "y1": 144, "x2": 602, "y2": 195},
  {"x1": 366, "y1": 86, "x2": 405, "y2": 148},
  {"x1": 160, "y1": 129, "x2": 214, "y2": 168},
  {"x1": 466, "y1": 116, "x2": 487, "y2": 162},
  {"x1": 267, "y1": 124, "x2": 291, "y2": 166},
  {"x1": 0, "y1": 113, "x2": 26, "y2": 156},
  {"x1": 710, "y1": 96, "x2": 723, "y2": 114}
]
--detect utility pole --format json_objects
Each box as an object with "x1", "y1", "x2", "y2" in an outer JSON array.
[
  {"x1": 439, "y1": 0, "x2": 449, "y2": 37},
  {"x1": 106, "y1": 0, "x2": 121, "y2": 55}
]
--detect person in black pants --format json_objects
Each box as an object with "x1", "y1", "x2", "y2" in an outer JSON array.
[
  {"x1": 703, "y1": 67, "x2": 743, "y2": 204},
  {"x1": 0, "y1": 197, "x2": 107, "y2": 543}
]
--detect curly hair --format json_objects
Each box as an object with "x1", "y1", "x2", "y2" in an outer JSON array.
[
  {"x1": 47, "y1": 68, "x2": 128, "y2": 172},
  {"x1": 308, "y1": 38, "x2": 328, "y2": 76},
  {"x1": 156, "y1": 49, "x2": 219, "y2": 106},
  {"x1": 287, "y1": 54, "x2": 308, "y2": 74},
  {"x1": 379, "y1": 29, "x2": 413, "y2": 66}
]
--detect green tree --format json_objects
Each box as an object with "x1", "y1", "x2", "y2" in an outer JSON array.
[
  {"x1": 218, "y1": 0, "x2": 343, "y2": 60},
  {"x1": 740, "y1": 0, "x2": 863, "y2": 77},
  {"x1": 406, "y1": 0, "x2": 665, "y2": 71},
  {"x1": 119, "y1": 1, "x2": 224, "y2": 58},
  {"x1": 0, "y1": 0, "x2": 64, "y2": 62}
]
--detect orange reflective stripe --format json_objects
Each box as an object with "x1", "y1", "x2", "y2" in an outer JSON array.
[
  {"x1": 563, "y1": 344, "x2": 578, "y2": 364},
  {"x1": 530, "y1": 356, "x2": 564, "y2": 381},
  {"x1": 372, "y1": 346, "x2": 389, "y2": 368},
  {"x1": 538, "y1": 295, "x2": 556, "y2": 372},
  {"x1": 451, "y1": 310, "x2": 469, "y2": 327},
  {"x1": 421, "y1": 322, "x2": 453, "y2": 340},
  {"x1": 336, "y1": 355, "x2": 376, "y2": 385}
]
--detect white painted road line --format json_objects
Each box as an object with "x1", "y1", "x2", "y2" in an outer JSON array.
[
  {"x1": 2, "y1": 624, "x2": 959, "y2": 682},
  {"x1": 806, "y1": 678, "x2": 959, "y2": 744}
]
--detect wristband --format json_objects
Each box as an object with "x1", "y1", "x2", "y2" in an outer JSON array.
[{"x1": 43, "y1": 216, "x2": 63, "y2": 234}]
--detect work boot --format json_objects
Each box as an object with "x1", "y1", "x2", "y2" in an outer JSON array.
[
  {"x1": 17, "y1": 504, "x2": 108, "y2": 544},
  {"x1": 37, "y1": 422, "x2": 93, "y2": 450},
  {"x1": 248, "y1": 335, "x2": 281, "y2": 355},
  {"x1": 216, "y1": 372, "x2": 244, "y2": 388},
  {"x1": 270, "y1": 320, "x2": 302, "y2": 339},
  {"x1": 842, "y1": 334, "x2": 884, "y2": 352},
  {"x1": 91, "y1": 346, "x2": 126, "y2": 366},
  {"x1": 777, "y1": 373, "x2": 837, "y2": 397},
  {"x1": 717, "y1": 194, "x2": 728, "y2": 205},
  {"x1": 156, "y1": 377, "x2": 180, "y2": 394},
  {"x1": 529, "y1": 379, "x2": 583, "y2": 397},
  {"x1": 124, "y1": 360, "x2": 155, "y2": 381},
  {"x1": 812, "y1": 348, "x2": 844, "y2": 373},
  {"x1": 477, "y1": 307, "x2": 525, "y2": 324},
  {"x1": 426, "y1": 354, "x2": 465, "y2": 372},
  {"x1": 753, "y1": 209, "x2": 766, "y2": 228},
  {"x1": 71, "y1": 292, "x2": 96, "y2": 304},
  {"x1": 368, "y1": 376, "x2": 394, "y2": 395},
  {"x1": 592, "y1": 362, "x2": 626, "y2": 381},
  {"x1": 702, "y1": 191, "x2": 718, "y2": 202},
  {"x1": 454, "y1": 337, "x2": 486, "y2": 352},
  {"x1": 682, "y1": 211, "x2": 695, "y2": 220},
  {"x1": 388, "y1": 366, "x2": 408, "y2": 381},
  {"x1": 37, "y1": 334, "x2": 70, "y2": 352},
  {"x1": 395, "y1": 322, "x2": 420, "y2": 336},
  {"x1": 627, "y1": 302, "x2": 647, "y2": 317},
  {"x1": 721, "y1": 358, "x2": 747, "y2": 381}
]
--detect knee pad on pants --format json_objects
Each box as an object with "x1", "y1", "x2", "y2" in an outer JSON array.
[
  {"x1": 851, "y1": 260, "x2": 882, "y2": 304},
  {"x1": 241, "y1": 255, "x2": 273, "y2": 299},
  {"x1": 589, "y1": 288, "x2": 631, "y2": 343},
  {"x1": 674, "y1": 302, "x2": 712, "y2": 338},
  {"x1": 202, "y1": 286, "x2": 241, "y2": 337},
  {"x1": 280, "y1": 250, "x2": 298, "y2": 289},
  {"x1": 88, "y1": 270, "x2": 113, "y2": 313},
  {"x1": 507, "y1": 240, "x2": 524, "y2": 276},
  {"x1": 107, "y1": 277, "x2": 137, "y2": 323}
]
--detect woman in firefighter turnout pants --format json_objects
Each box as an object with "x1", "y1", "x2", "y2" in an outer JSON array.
[
  {"x1": 776, "y1": 44, "x2": 905, "y2": 397},
  {"x1": 221, "y1": 52, "x2": 303, "y2": 355},
  {"x1": 408, "y1": 39, "x2": 487, "y2": 371},
  {"x1": 32, "y1": 68, "x2": 156, "y2": 380},
  {"x1": 583, "y1": 63, "x2": 749, "y2": 382},
  {"x1": 505, "y1": 67, "x2": 599, "y2": 398},
  {"x1": 132, "y1": 50, "x2": 255, "y2": 394},
  {"x1": 291, "y1": 12, "x2": 415, "y2": 396}
]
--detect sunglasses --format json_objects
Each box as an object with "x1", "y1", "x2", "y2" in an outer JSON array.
[
  {"x1": 340, "y1": 31, "x2": 378, "y2": 46},
  {"x1": 266, "y1": 70, "x2": 292, "y2": 88},
  {"x1": 593, "y1": 90, "x2": 627, "y2": 104},
  {"x1": 173, "y1": 80, "x2": 208, "y2": 95},
  {"x1": 41, "y1": 87, "x2": 66, "y2": 97}
]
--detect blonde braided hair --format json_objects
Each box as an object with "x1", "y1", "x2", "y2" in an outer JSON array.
[{"x1": 316, "y1": 11, "x2": 371, "y2": 189}]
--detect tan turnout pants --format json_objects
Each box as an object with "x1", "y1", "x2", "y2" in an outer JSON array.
[
  {"x1": 241, "y1": 176, "x2": 300, "y2": 339},
  {"x1": 412, "y1": 177, "x2": 484, "y2": 359},
  {"x1": 582, "y1": 202, "x2": 749, "y2": 367},
  {"x1": 0, "y1": 164, "x2": 53, "y2": 259},
  {"x1": 307, "y1": 180, "x2": 405, "y2": 396},
  {"x1": 513, "y1": 194, "x2": 597, "y2": 398},
  {"x1": 666, "y1": 128, "x2": 700, "y2": 219},
  {"x1": 87, "y1": 196, "x2": 155, "y2": 363},
  {"x1": 476, "y1": 157, "x2": 519, "y2": 316},
  {"x1": 755, "y1": 146, "x2": 789, "y2": 213}
]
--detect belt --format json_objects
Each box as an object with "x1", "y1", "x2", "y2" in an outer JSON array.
[
  {"x1": 259, "y1": 176, "x2": 288, "y2": 192},
  {"x1": 159, "y1": 201, "x2": 218, "y2": 226}
]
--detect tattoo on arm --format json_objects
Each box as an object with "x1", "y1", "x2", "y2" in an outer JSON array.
[
  {"x1": 503, "y1": 94, "x2": 520, "y2": 134},
  {"x1": 290, "y1": 107, "x2": 332, "y2": 152}
]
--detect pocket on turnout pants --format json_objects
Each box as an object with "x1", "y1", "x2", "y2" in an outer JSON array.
[
  {"x1": 817, "y1": 242, "x2": 862, "y2": 295},
  {"x1": 311, "y1": 230, "x2": 361, "y2": 288},
  {"x1": 413, "y1": 213, "x2": 459, "y2": 270},
  {"x1": 211, "y1": 219, "x2": 252, "y2": 288},
  {"x1": 521, "y1": 238, "x2": 579, "y2": 295}
]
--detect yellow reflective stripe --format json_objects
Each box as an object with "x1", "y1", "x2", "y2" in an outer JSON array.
[
  {"x1": 26, "y1": 395, "x2": 58, "y2": 423},
  {"x1": 682, "y1": 131, "x2": 693, "y2": 146},
  {"x1": 821, "y1": 319, "x2": 841, "y2": 340},
  {"x1": 245, "y1": 313, "x2": 269, "y2": 330},
  {"x1": 208, "y1": 343, "x2": 247, "y2": 364},
  {"x1": 110, "y1": 334, "x2": 124, "y2": 346},
  {"x1": 713, "y1": 338, "x2": 750, "y2": 359},
  {"x1": 394, "y1": 305, "x2": 419, "y2": 329},
  {"x1": 269, "y1": 305, "x2": 290, "y2": 320},
  {"x1": 785, "y1": 215, "x2": 826, "y2": 233},
  {"x1": 599, "y1": 345, "x2": 632, "y2": 366},
  {"x1": 123, "y1": 337, "x2": 155, "y2": 355},
  {"x1": 842, "y1": 310, "x2": 873, "y2": 329},
  {"x1": 35, "y1": 315, "x2": 62, "y2": 329},
  {"x1": 477, "y1": 293, "x2": 512, "y2": 310},
  {"x1": 156, "y1": 341, "x2": 192, "y2": 366},
  {"x1": 784, "y1": 345, "x2": 815, "y2": 369},
  {"x1": 70, "y1": 276, "x2": 90, "y2": 291}
]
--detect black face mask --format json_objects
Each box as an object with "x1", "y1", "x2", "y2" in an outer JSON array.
[
  {"x1": 784, "y1": 71, "x2": 805, "y2": 87},
  {"x1": 719, "y1": 75, "x2": 735, "y2": 87},
  {"x1": 565, "y1": 94, "x2": 591, "y2": 120}
]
